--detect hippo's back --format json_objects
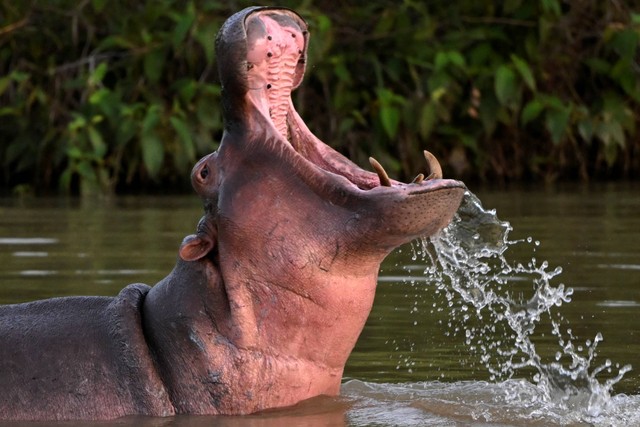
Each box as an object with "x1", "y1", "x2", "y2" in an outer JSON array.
[{"x1": 0, "y1": 284, "x2": 174, "y2": 420}]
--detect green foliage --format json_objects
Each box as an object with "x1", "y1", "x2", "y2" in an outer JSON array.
[
  {"x1": 1, "y1": 0, "x2": 639, "y2": 194},
  {"x1": 297, "y1": 0, "x2": 640, "y2": 182},
  {"x1": 0, "y1": 0, "x2": 225, "y2": 194}
]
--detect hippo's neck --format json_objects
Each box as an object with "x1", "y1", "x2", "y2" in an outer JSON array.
[{"x1": 142, "y1": 258, "x2": 374, "y2": 415}]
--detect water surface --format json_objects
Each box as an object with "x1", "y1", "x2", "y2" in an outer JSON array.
[{"x1": 1, "y1": 184, "x2": 639, "y2": 426}]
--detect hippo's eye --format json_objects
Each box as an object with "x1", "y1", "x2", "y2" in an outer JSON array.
[{"x1": 200, "y1": 166, "x2": 209, "y2": 180}]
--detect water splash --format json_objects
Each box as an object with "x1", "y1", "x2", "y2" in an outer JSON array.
[
  {"x1": 414, "y1": 190, "x2": 632, "y2": 419},
  {"x1": 343, "y1": 379, "x2": 640, "y2": 426}
]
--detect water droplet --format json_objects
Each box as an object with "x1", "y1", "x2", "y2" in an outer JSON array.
[{"x1": 413, "y1": 190, "x2": 628, "y2": 409}]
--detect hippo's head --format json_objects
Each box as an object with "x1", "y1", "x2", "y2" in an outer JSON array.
[{"x1": 175, "y1": 6, "x2": 465, "y2": 407}]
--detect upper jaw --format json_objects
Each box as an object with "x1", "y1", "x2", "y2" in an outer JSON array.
[{"x1": 221, "y1": 6, "x2": 465, "y2": 198}]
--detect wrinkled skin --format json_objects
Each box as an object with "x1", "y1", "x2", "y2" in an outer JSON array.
[
  {"x1": 0, "y1": 6, "x2": 465, "y2": 421},
  {"x1": 0, "y1": 285, "x2": 173, "y2": 420}
]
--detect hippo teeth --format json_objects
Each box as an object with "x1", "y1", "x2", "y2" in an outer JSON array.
[
  {"x1": 423, "y1": 150, "x2": 443, "y2": 180},
  {"x1": 412, "y1": 173, "x2": 425, "y2": 184},
  {"x1": 369, "y1": 152, "x2": 443, "y2": 187},
  {"x1": 368, "y1": 157, "x2": 392, "y2": 187}
]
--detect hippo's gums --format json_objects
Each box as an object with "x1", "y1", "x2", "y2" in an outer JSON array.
[{"x1": 0, "y1": 6, "x2": 465, "y2": 421}]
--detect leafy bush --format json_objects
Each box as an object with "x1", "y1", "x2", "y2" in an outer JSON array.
[
  {"x1": 1, "y1": 0, "x2": 227, "y2": 194},
  {"x1": 1, "y1": 0, "x2": 638, "y2": 194},
  {"x1": 299, "y1": 0, "x2": 640, "y2": 182}
]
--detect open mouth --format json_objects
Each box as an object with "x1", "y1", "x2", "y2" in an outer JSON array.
[{"x1": 237, "y1": 8, "x2": 464, "y2": 195}]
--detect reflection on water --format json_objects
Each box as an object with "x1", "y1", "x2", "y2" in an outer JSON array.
[
  {"x1": 1, "y1": 185, "x2": 639, "y2": 426},
  {"x1": 343, "y1": 379, "x2": 640, "y2": 426},
  {"x1": 0, "y1": 196, "x2": 202, "y2": 303},
  {"x1": 0, "y1": 395, "x2": 353, "y2": 427}
]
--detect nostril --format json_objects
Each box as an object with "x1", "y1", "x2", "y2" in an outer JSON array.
[{"x1": 200, "y1": 165, "x2": 209, "y2": 180}]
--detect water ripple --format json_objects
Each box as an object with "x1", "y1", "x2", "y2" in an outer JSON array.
[
  {"x1": 0, "y1": 237, "x2": 58, "y2": 245},
  {"x1": 343, "y1": 379, "x2": 640, "y2": 426},
  {"x1": 597, "y1": 300, "x2": 640, "y2": 308},
  {"x1": 597, "y1": 263, "x2": 640, "y2": 271},
  {"x1": 19, "y1": 270, "x2": 57, "y2": 276},
  {"x1": 12, "y1": 251, "x2": 49, "y2": 257}
]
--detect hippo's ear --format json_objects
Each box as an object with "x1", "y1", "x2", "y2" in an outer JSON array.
[{"x1": 179, "y1": 234, "x2": 215, "y2": 261}]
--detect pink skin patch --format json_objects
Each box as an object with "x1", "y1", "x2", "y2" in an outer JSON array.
[{"x1": 245, "y1": 15, "x2": 305, "y2": 140}]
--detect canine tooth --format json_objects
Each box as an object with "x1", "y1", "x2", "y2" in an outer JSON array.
[
  {"x1": 423, "y1": 150, "x2": 443, "y2": 180},
  {"x1": 369, "y1": 157, "x2": 391, "y2": 187},
  {"x1": 411, "y1": 173, "x2": 424, "y2": 184}
]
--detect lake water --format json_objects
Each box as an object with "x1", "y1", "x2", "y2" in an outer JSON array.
[{"x1": 0, "y1": 183, "x2": 639, "y2": 426}]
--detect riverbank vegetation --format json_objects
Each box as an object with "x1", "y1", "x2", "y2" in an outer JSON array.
[{"x1": 1, "y1": 0, "x2": 638, "y2": 195}]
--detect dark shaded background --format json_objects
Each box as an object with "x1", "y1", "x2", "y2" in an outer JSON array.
[{"x1": 1, "y1": 0, "x2": 638, "y2": 195}]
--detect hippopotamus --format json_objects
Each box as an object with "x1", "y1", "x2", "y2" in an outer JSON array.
[{"x1": 0, "y1": 6, "x2": 465, "y2": 421}]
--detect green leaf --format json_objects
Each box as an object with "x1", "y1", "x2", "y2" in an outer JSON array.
[
  {"x1": 602, "y1": 91, "x2": 636, "y2": 133},
  {"x1": 434, "y1": 51, "x2": 448, "y2": 71},
  {"x1": 334, "y1": 60, "x2": 352, "y2": 83},
  {"x1": 87, "y1": 125, "x2": 107, "y2": 158},
  {"x1": 0, "y1": 76, "x2": 11, "y2": 96},
  {"x1": 521, "y1": 99, "x2": 544, "y2": 125},
  {"x1": 377, "y1": 88, "x2": 402, "y2": 139},
  {"x1": 171, "y1": 2, "x2": 196, "y2": 48},
  {"x1": 144, "y1": 49, "x2": 165, "y2": 84},
  {"x1": 140, "y1": 104, "x2": 164, "y2": 178},
  {"x1": 59, "y1": 169, "x2": 73, "y2": 192},
  {"x1": 316, "y1": 14, "x2": 332, "y2": 33},
  {"x1": 89, "y1": 88, "x2": 110, "y2": 105},
  {"x1": 173, "y1": 79, "x2": 197, "y2": 103},
  {"x1": 447, "y1": 51, "x2": 466, "y2": 68},
  {"x1": 578, "y1": 119, "x2": 594, "y2": 143},
  {"x1": 0, "y1": 107, "x2": 17, "y2": 116},
  {"x1": 459, "y1": 133, "x2": 478, "y2": 151},
  {"x1": 596, "y1": 121, "x2": 626, "y2": 148},
  {"x1": 77, "y1": 160, "x2": 96, "y2": 182},
  {"x1": 541, "y1": 0, "x2": 561, "y2": 16},
  {"x1": 10, "y1": 71, "x2": 29, "y2": 83},
  {"x1": 5, "y1": 140, "x2": 28, "y2": 164},
  {"x1": 380, "y1": 105, "x2": 400, "y2": 139},
  {"x1": 584, "y1": 58, "x2": 611, "y2": 75},
  {"x1": 609, "y1": 28, "x2": 639, "y2": 60},
  {"x1": 142, "y1": 104, "x2": 162, "y2": 134},
  {"x1": 68, "y1": 114, "x2": 87, "y2": 132},
  {"x1": 141, "y1": 29, "x2": 152, "y2": 45},
  {"x1": 92, "y1": 0, "x2": 107, "y2": 12},
  {"x1": 193, "y1": 21, "x2": 218, "y2": 63},
  {"x1": 98, "y1": 35, "x2": 136, "y2": 50},
  {"x1": 504, "y1": 0, "x2": 524, "y2": 14},
  {"x1": 511, "y1": 54, "x2": 536, "y2": 91},
  {"x1": 418, "y1": 102, "x2": 437, "y2": 140},
  {"x1": 545, "y1": 106, "x2": 571, "y2": 144},
  {"x1": 610, "y1": 59, "x2": 638, "y2": 101},
  {"x1": 373, "y1": 8, "x2": 395, "y2": 35},
  {"x1": 170, "y1": 116, "x2": 195, "y2": 161},
  {"x1": 494, "y1": 65, "x2": 518, "y2": 106},
  {"x1": 479, "y1": 95, "x2": 499, "y2": 135},
  {"x1": 602, "y1": 140, "x2": 619, "y2": 167},
  {"x1": 89, "y1": 62, "x2": 107, "y2": 86},
  {"x1": 67, "y1": 146, "x2": 84, "y2": 159},
  {"x1": 116, "y1": 118, "x2": 137, "y2": 147},
  {"x1": 141, "y1": 132, "x2": 164, "y2": 179},
  {"x1": 541, "y1": 94, "x2": 565, "y2": 110}
]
